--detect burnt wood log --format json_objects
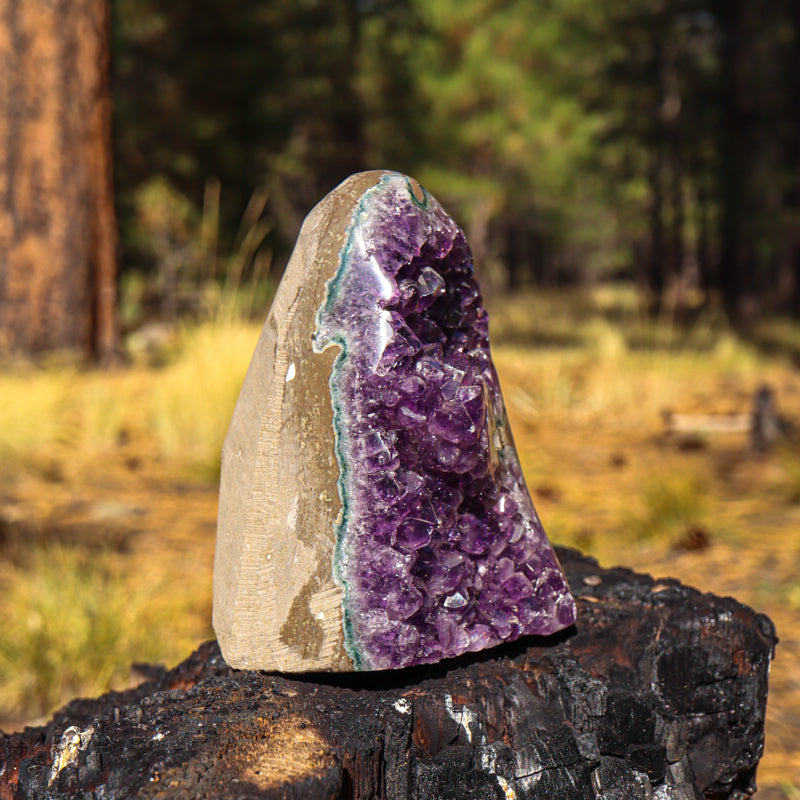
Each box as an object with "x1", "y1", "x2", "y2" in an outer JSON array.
[{"x1": 0, "y1": 548, "x2": 776, "y2": 800}]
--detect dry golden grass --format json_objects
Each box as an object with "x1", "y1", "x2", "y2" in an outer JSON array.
[
  {"x1": 0, "y1": 285, "x2": 797, "y2": 794},
  {"x1": 0, "y1": 319, "x2": 258, "y2": 723}
]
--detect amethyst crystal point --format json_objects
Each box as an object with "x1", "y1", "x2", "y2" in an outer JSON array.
[{"x1": 313, "y1": 173, "x2": 576, "y2": 669}]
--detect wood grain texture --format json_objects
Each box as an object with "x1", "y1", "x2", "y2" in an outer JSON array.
[{"x1": 3, "y1": 548, "x2": 776, "y2": 799}]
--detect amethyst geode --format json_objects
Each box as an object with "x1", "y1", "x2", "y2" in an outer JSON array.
[{"x1": 313, "y1": 174, "x2": 576, "y2": 669}]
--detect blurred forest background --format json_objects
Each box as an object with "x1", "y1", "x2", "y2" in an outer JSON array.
[{"x1": 0, "y1": 0, "x2": 799, "y2": 794}]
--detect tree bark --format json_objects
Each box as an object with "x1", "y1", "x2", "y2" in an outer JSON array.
[
  {"x1": 0, "y1": 0, "x2": 118, "y2": 361},
  {"x1": 788, "y1": 0, "x2": 800, "y2": 317},
  {"x1": 668, "y1": 136, "x2": 685, "y2": 311},
  {"x1": 647, "y1": 136, "x2": 666, "y2": 313},
  {"x1": 330, "y1": 0, "x2": 364, "y2": 184},
  {"x1": 694, "y1": 160, "x2": 713, "y2": 299},
  {"x1": 714, "y1": 0, "x2": 778, "y2": 326},
  {"x1": 0, "y1": 548, "x2": 776, "y2": 800},
  {"x1": 645, "y1": 34, "x2": 667, "y2": 315}
]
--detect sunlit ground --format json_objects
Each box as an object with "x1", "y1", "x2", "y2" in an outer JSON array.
[{"x1": 0, "y1": 285, "x2": 797, "y2": 795}]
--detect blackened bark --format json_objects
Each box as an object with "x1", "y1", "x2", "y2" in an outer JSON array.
[{"x1": 0, "y1": 548, "x2": 776, "y2": 800}]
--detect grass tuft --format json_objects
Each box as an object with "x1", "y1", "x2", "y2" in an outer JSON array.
[
  {"x1": 630, "y1": 472, "x2": 709, "y2": 546},
  {"x1": 148, "y1": 321, "x2": 261, "y2": 480},
  {"x1": 0, "y1": 545, "x2": 211, "y2": 718},
  {"x1": 0, "y1": 320, "x2": 262, "y2": 484}
]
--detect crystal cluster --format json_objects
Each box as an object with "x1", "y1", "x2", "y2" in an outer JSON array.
[{"x1": 313, "y1": 174, "x2": 575, "y2": 669}]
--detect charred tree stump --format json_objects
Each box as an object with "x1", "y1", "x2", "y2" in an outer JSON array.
[{"x1": 0, "y1": 548, "x2": 776, "y2": 800}]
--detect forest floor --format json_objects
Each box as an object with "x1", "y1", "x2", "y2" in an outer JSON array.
[{"x1": 0, "y1": 286, "x2": 798, "y2": 795}]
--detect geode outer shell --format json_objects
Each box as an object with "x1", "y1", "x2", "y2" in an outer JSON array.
[{"x1": 213, "y1": 171, "x2": 576, "y2": 672}]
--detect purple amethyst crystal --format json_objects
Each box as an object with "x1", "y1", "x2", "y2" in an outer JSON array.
[{"x1": 313, "y1": 173, "x2": 576, "y2": 669}]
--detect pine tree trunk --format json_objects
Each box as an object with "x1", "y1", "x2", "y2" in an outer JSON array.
[
  {"x1": 647, "y1": 138, "x2": 666, "y2": 313},
  {"x1": 715, "y1": 0, "x2": 776, "y2": 326},
  {"x1": 789, "y1": 0, "x2": 800, "y2": 317},
  {"x1": 645, "y1": 34, "x2": 666, "y2": 316},
  {"x1": 0, "y1": 0, "x2": 118, "y2": 361}
]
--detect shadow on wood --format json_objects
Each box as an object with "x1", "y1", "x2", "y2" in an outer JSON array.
[{"x1": 0, "y1": 548, "x2": 776, "y2": 800}]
